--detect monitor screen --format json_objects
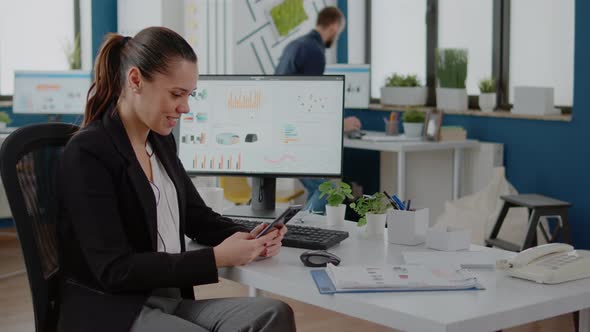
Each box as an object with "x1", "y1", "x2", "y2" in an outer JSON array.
[
  {"x1": 325, "y1": 64, "x2": 370, "y2": 109},
  {"x1": 176, "y1": 75, "x2": 344, "y2": 177},
  {"x1": 13, "y1": 70, "x2": 91, "y2": 114}
]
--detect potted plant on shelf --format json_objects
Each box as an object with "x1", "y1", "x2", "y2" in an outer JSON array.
[
  {"x1": 380, "y1": 73, "x2": 427, "y2": 106},
  {"x1": 0, "y1": 112, "x2": 12, "y2": 129},
  {"x1": 436, "y1": 48, "x2": 468, "y2": 111},
  {"x1": 64, "y1": 33, "x2": 81, "y2": 70},
  {"x1": 350, "y1": 192, "x2": 390, "y2": 236},
  {"x1": 478, "y1": 78, "x2": 496, "y2": 112},
  {"x1": 319, "y1": 181, "x2": 354, "y2": 226},
  {"x1": 402, "y1": 108, "x2": 425, "y2": 138}
]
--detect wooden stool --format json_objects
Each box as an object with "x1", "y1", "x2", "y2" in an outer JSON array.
[{"x1": 486, "y1": 194, "x2": 572, "y2": 252}]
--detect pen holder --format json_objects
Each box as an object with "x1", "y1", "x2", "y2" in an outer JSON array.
[
  {"x1": 387, "y1": 208, "x2": 429, "y2": 245},
  {"x1": 385, "y1": 120, "x2": 399, "y2": 136}
]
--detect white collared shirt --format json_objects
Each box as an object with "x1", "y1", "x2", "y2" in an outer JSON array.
[{"x1": 146, "y1": 142, "x2": 181, "y2": 254}]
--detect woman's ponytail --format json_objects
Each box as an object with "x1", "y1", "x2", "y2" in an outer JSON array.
[{"x1": 82, "y1": 34, "x2": 128, "y2": 127}]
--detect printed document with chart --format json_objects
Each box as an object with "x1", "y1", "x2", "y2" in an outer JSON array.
[{"x1": 311, "y1": 264, "x2": 484, "y2": 294}]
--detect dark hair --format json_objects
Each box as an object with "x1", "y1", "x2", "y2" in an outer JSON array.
[
  {"x1": 316, "y1": 6, "x2": 343, "y2": 28},
  {"x1": 83, "y1": 26, "x2": 197, "y2": 127}
]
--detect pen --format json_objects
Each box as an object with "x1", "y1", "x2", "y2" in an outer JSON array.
[
  {"x1": 391, "y1": 194, "x2": 406, "y2": 211},
  {"x1": 382, "y1": 191, "x2": 399, "y2": 210},
  {"x1": 406, "y1": 199, "x2": 412, "y2": 211}
]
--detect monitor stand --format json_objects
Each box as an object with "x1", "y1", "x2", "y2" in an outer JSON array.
[{"x1": 223, "y1": 177, "x2": 286, "y2": 219}]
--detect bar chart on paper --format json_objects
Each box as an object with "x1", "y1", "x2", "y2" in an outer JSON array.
[{"x1": 192, "y1": 153, "x2": 243, "y2": 170}]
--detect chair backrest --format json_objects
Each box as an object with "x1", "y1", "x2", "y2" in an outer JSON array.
[{"x1": 0, "y1": 123, "x2": 79, "y2": 332}]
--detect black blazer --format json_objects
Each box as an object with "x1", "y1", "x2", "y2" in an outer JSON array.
[{"x1": 57, "y1": 110, "x2": 246, "y2": 332}]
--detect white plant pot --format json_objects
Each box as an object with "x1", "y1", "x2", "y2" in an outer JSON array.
[
  {"x1": 403, "y1": 123, "x2": 424, "y2": 138},
  {"x1": 325, "y1": 204, "x2": 346, "y2": 226},
  {"x1": 436, "y1": 88, "x2": 468, "y2": 111},
  {"x1": 387, "y1": 208, "x2": 429, "y2": 245},
  {"x1": 365, "y1": 213, "x2": 387, "y2": 236},
  {"x1": 512, "y1": 86, "x2": 559, "y2": 115},
  {"x1": 479, "y1": 93, "x2": 496, "y2": 112},
  {"x1": 381, "y1": 87, "x2": 428, "y2": 106}
]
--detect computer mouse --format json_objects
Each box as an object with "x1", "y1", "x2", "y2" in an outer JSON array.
[
  {"x1": 300, "y1": 250, "x2": 341, "y2": 267},
  {"x1": 346, "y1": 129, "x2": 365, "y2": 139}
]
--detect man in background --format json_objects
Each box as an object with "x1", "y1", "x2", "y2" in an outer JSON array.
[{"x1": 276, "y1": 6, "x2": 361, "y2": 213}]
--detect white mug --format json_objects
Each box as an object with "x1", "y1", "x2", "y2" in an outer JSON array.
[{"x1": 197, "y1": 187, "x2": 225, "y2": 214}]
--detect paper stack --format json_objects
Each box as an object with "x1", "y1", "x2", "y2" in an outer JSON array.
[
  {"x1": 312, "y1": 263, "x2": 482, "y2": 293},
  {"x1": 439, "y1": 126, "x2": 467, "y2": 141}
]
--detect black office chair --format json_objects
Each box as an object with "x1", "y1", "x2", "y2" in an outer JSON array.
[{"x1": 0, "y1": 123, "x2": 79, "y2": 332}]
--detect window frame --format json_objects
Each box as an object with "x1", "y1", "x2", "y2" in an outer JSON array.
[
  {"x1": 367, "y1": 0, "x2": 573, "y2": 112},
  {"x1": 0, "y1": 0, "x2": 82, "y2": 101}
]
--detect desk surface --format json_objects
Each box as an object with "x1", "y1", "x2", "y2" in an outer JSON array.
[
  {"x1": 188, "y1": 219, "x2": 590, "y2": 332},
  {"x1": 344, "y1": 131, "x2": 479, "y2": 152}
]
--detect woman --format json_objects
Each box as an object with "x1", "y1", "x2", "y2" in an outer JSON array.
[{"x1": 58, "y1": 26, "x2": 295, "y2": 332}]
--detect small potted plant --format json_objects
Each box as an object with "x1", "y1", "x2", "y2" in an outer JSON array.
[
  {"x1": 350, "y1": 192, "x2": 390, "y2": 236},
  {"x1": 319, "y1": 181, "x2": 354, "y2": 226},
  {"x1": 380, "y1": 73, "x2": 427, "y2": 106},
  {"x1": 402, "y1": 108, "x2": 425, "y2": 138},
  {"x1": 478, "y1": 78, "x2": 496, "y2": 112},
  {"x1": 0, "y1": 112, "x2": 12, "y2": 129},
  {"x1": 64, "y1": 33, "x2": 81, "y2": 70},
  {"x1": 436, "y1": 48, "x2": 468, "y2": 111}
]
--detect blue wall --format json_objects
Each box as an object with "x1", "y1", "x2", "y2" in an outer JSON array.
[
  {"x1": 91, "y1": 0, "x2": 118, "y2": 57},
  {"x1": 338, "y1": 1, "x2": 590, "y2": 248}
]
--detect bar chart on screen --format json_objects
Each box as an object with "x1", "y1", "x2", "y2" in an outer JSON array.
[
  {"x1": 193, "y1": 153, "x2": 243, "y2": 171},
  {"x1": 227, "y1": 89, "x2": 262, "y2": 111}
]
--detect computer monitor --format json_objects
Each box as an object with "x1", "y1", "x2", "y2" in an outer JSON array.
[
  {"x1": 324, "y1": 64, "x2": 370, "y2": 109},
  {"x1": 174, "y1": 75, "x2": 345, "y2": 218},
  {"x1": 13, "y1": 70, "x2": 91, "y2": 116}
]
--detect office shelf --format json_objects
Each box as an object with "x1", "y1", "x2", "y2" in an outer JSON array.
[{"x1": 368, "y1": 103, "x2": 573, "y2": 122}]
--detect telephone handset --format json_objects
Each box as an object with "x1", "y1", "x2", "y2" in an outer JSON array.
[{"x1": 497, "y1": 243, "x2": 590, "y2": 284}]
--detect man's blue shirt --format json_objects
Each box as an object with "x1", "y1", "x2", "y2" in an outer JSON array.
[{"x1": 275, "y1": 30, "x2": 326, "y2": 75}]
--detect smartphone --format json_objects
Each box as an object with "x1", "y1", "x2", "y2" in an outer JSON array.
[{"x1": 255, "y1": 205, "x2": 302, "y2": 239}]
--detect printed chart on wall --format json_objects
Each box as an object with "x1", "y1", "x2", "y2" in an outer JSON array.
[{"x1": 177, "y1": 76, "x2": 344, "y2": 176}]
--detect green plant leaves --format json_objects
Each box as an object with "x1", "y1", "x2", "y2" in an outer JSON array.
[
  {"x1": 318, "y1": 181, "x2": 354, "y2": 207},
  {"x1": 385, "y1": 73, "x2": 421, "y2": 87},
  {"x1": 357, "y1": 217, "x2": 367, "y2": 227},
  {"x1": 349, "y1": 192, "x2": 389, "y2": 227},
  {"x1": 0, "y1": 111, "x2": 12, "y2": 124},
  {"x1": 479, "y1": 78, "x2": 496, "y2": 93},
  {"x1": 402, "y1": 110, "x2": 425, "y2": 123},
  {"x1": 436, "y1": 48, "x2": 468, "y2": 89}
]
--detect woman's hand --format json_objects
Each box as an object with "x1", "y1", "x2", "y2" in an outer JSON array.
[
  {"x1": 212, "y1": 225, "x2": 279, "y2": 267},
  {"x1": 259, "y1": 225, "x2": 287, "y2": 258},
  {"x1": 343, "y1": 116, "x2": 362, "y2": 132}
]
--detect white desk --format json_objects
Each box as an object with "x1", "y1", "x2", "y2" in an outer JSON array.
[
  {"x1": 343, "y1": 132, "x2": 479, "y2": 201},
  {"x1": 188, "y1": 219, "x2": 590, "y2": 332}
]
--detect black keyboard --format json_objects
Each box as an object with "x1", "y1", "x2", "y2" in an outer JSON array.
[{"x1": 231, "y1": 218, "x2": 349, "y2": 250}]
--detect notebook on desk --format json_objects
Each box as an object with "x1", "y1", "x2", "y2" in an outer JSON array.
[
  {"x1": 361, "y1": 134, "x2": 422, "y2": 142},
  {"x1": 311, "y1": 264, "x2": 484, "y2": 294}
]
